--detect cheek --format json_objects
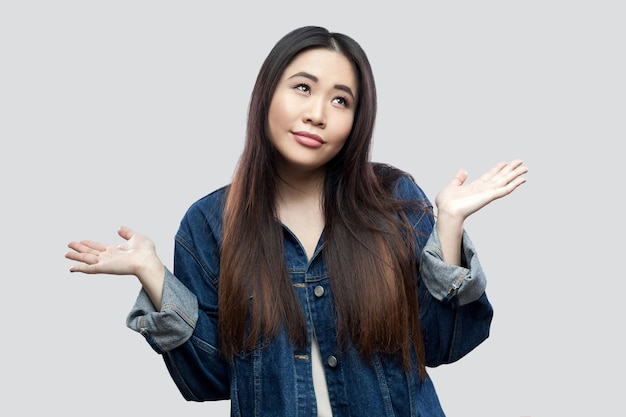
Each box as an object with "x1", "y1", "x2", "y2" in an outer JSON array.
[
  {"x1": 267, "y1": 102, "x2": 285, "y2": 143},
  {"x1": 268, "y1": 92, "x2": 292, "y2": 124},
  {"x1": 267, "y1": 101, "x2": 279, "y2": 132},
  {"x1": 335, "y1": 116, "x2": 354, "y2": 147}
]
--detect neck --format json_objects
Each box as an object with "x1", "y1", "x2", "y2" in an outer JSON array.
[{"x1": 275, "y1": 165, "x2": 325, "y2": 204}]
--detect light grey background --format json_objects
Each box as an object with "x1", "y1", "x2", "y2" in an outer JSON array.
[{"x1": 2, "y1": 1, "x2": 624, "y2": 416}]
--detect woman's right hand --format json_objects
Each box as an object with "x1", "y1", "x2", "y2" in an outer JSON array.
[{"x1": 66, "y1": 225, "x2": 165, "y2": 308}]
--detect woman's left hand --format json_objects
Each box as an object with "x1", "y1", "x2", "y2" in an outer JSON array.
[{"x1": 435, "y1": 159, "x2": 528, "y2": 222}]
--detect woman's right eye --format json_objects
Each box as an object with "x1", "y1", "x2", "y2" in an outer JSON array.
[{"x1": 295, "y1": 83, "x2": 310, "y2": 93}]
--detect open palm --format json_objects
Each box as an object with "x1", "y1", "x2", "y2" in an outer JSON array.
[
  {"x1": 65, "y1": 225, "x2": 157, "y2": 276},
  {"x1": 435, "y1": 159, "x2": 528, "y2": 221}
]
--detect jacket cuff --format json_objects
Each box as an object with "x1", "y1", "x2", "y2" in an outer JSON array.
[
  {"x1": 126, "y1": 268, "x2": 198, "y2": 353},
  {"x1": 420, "y1": 227, "x2": 486, "y2": 306}
]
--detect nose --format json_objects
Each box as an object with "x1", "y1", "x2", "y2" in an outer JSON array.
[{"x1": 303, "y1": 98, "x2": 326, "y2": 127}]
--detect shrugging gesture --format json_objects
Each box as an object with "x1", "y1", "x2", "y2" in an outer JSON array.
[{"x1": 64, "y1": 26, "x2": 531, "y2": 416}]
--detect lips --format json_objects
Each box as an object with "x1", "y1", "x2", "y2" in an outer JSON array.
[{"x1": 292, "y1": 131, "x2": 324, "y2": 148}]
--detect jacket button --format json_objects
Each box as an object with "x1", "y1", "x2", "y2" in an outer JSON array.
[
  {"x1": 327, "y1": 355, "x2": 338, "y2": 368},
  {"x1": 314, "y1": 285, "x2": 325, "y2": 297}
]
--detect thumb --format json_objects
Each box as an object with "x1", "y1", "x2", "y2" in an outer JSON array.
[
  {"x1": 117, "y1": 225, "x2": 135, "y2": 241},
  {"x1": 451, "y1": 168, "x2": 468, "y2": 186}
]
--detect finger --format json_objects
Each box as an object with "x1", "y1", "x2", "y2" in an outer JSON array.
[
  {"x1": 68, "y1": 262, "x2": 102, "y2": 274},
  {"x1": 484, "y1": 160, "x2": 528, "y2": 184},
  {"x1": 500, "y1": 161, "x2": 528, "y2": 185},
  {"x1": 495, "y1": 176, "x2": 528, "y2": 199},
  {"x1": 479, "y1": 162, "x2": 509, "y2": 182},
  {"x1": 498, "y1": 159, "x2": 526, "y2": 177},
  {"x1": 451, "y1": 168, "x2": 468, "y2": 186},
  {"x1": 510, "y1": 160, "x2": 529, "y2": 178},
  {"x1": 118, "y1": 225, "x2": 135, "y2": 241},
  {"x1": 67, "y1": 240, "x2": 106, "y2": 255},
  {"x1": 65, "y1": 250, "x2": 99, "y2": 265},
  {"x1": 506, "y1": 159, "x2": 524, "y2": 170}
]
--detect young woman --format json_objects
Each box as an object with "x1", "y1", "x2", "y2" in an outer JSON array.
[{"x1": 65, "y1": 26, "x2": 528, "y2": 416}]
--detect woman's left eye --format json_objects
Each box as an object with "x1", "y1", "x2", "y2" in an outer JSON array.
[{"x1": 332, "y1": 96, "x2": 348, "y2": 106}]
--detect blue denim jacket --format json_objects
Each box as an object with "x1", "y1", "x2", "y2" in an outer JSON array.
[{"x1": 127, "y1": 173, "x2": 493, "y2": 416}]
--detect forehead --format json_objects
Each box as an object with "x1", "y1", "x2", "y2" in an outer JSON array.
[{"x1": 283, "y1": 48, "x2": 358, "y2": 88}]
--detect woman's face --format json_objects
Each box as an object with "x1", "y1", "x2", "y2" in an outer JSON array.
[{"x1": 268, "y1": 48, "x2": 358, "y2": 176}]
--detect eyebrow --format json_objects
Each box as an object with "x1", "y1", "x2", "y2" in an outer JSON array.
[{"x1": 288, "y1": 71, "x2": 355, "y2": 100}]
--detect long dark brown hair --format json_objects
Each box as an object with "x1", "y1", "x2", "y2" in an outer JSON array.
[{"x1": 219, "y1": 26, "x2": 428, "y2": 378}]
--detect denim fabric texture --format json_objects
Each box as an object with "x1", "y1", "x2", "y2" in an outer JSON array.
[{"x1": 127, "y1": 172, "x2": 493, "y2": 416}]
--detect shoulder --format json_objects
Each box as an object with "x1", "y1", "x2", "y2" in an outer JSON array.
[
  {"x1": 178, "y1": 185, "x2": 229, "y2": 240},
  {"x1": 185, "y1": 185, "x2": 228, "y2": 218},
  {"x1": 371, "y1": 162, "x2": 431, "y2": 206},
  {"x1": 372, "y1": 163, "x2": 435, "y2": 233}
]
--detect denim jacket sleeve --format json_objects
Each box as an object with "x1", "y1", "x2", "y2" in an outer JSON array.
[
  {"x1": 126, "y1": 189, "x2": 231, "y2": 402},
  {"x1": 420, "y1": 226, "x2": 486, "y2": 306},
  {"x1": 393, "y1": 173, "x2": 493, "y2": 368},
  {"x1": 126, "y1": 268, "x2": 198, "y2": 353},
  {"x1": 418, "y1": 225, "x2": 493, "y2": 367}
]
